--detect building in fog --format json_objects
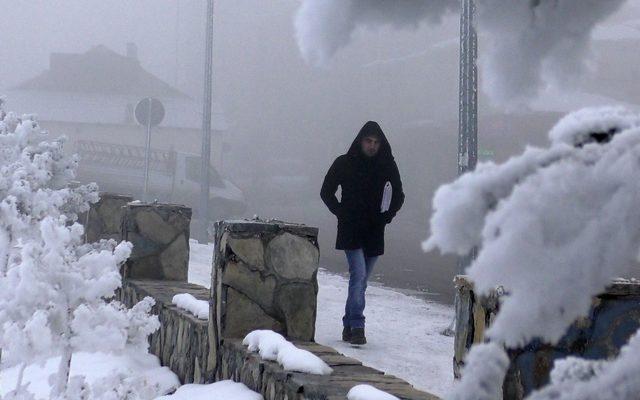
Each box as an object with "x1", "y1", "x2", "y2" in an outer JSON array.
[{"x1": 6, "y1": 43, "x2": 229, "y2": 169}]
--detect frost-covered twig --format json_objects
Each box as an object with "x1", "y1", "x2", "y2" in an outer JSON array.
[{"x1": 426, "y1": 108, "x2": 640, "y2": 399}]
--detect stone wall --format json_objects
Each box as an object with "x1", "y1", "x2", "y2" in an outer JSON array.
[
  {"x1": 454, "y1": 275, "x2": 640, "y2": 399},
  {"x1": 119, "y1": 279, "x2": 215, "y2": 384},
  {"x1": 219, "y1": 338, "x2": 439, "y2": 400},
  {"x1": 81, "y1": 192, "x2": 133, "y2": 242},
  {"x1": 211, "y1": 220, "x2": 320, "y2": 349},
  {"x1": 121, "y1": 203, "x2": 192, "y2": 281},
  {"x1": 113, "y1": 212, "x2": 440, "y2": 399},
  {"x1": 115, "y1": 201, "x2": 209, "y2": 384}
]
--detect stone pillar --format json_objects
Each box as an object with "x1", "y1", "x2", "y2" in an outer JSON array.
[
  {"x1": 454, "y1": 275, "x2": 640, "y2": 399},
  {"x1": 81, "y1": 193, "x2": 133, "y2": 243},
  {"x1": 211, "y1": 219, "x2": 319, "y2": 348},
  {"x1": 121, "y1": 202, "x2": 192, "y2": 281}
]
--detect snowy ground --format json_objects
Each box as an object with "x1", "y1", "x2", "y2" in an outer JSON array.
[
  {"x1": 315, "y1": 270, "x2": 454, "y2": 397},
  {"x1": 188, "y1": 240, "x2": 455, "y2": 397},
  {"x1": 156, "y1": 381, "x2": 262, "y2": 400},
  {"x1": 0, "y1": 351, "x2": 179, "y2": 399},
  {"x1": 2, "y1": 240, "x2": 454, "y2": 399}
]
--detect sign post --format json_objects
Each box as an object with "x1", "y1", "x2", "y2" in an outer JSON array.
[
  {"x1": 135, "y1": 97, "x2": 165, "y2": 201},
  {"x1": 200, "y1": 0, "x2": 215, "y2": 240}
]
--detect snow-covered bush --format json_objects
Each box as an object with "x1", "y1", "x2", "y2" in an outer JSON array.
[
  {"x1": 425, "y1": 107, "x2": 640, "y2": 399},
  {"x1": 0, "y1": 99, "x2": 159, "y2": 399}
]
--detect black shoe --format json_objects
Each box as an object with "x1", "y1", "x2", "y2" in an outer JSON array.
[
  {"x1": 342, "y1": 327, "x2": 351, "y2": 342},
  {"x1": 350, "y1": 328, "x2": 366, "y2": 345}
]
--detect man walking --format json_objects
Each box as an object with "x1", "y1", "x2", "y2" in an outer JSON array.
[{"x1": 320, "y1": 121, "x2": 404, "y2": 345}]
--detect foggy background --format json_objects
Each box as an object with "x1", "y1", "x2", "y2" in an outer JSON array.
[{"x1": 1, "y1": 0, "x2": 639, "y2": 302}]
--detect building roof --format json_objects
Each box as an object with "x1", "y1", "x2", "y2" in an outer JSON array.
[
  {"x1": 8, "y1": 45, "x2": 228, "y2": 131},
  {"x1": 15, "y1": 45, "x2": 188, "y2": 98}
]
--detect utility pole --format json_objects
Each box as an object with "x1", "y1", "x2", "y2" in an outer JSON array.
[
  {"x1": 457, "y1": 0, "x2": 478, "y2": 274},
  {"x1": 200, "y1": 0, "x2": 214, "y2": 240}
]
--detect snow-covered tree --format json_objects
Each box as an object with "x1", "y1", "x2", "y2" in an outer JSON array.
[
  {"x1": 425, "y1": 107, "x2": 640, "y2": 399},
  {"x1": 0, "y1": 98, "x2": 159, "y2": 399}
]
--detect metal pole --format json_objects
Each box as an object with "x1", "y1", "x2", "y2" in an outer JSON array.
[
  {"x1": 174, "y1": 0, "x2": 181, "y2": 87},
  {"x1": 143, "y1": 98, "x2": 152, "y2": 201},
  {"x1": 457, "y1": 0, "x2": 478, "y2": 274},
  {"x1": 200, "y1": 0, "x2": 214, "y2": 239}
]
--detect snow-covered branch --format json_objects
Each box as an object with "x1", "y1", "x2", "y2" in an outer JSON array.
[{"x1": 427, "y1": 107, "x2": 640, "y2": 399}]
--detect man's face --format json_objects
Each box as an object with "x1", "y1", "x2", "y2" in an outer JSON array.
[{"x1": 361, "y1": 135, "x2": 381, "y2": 157}]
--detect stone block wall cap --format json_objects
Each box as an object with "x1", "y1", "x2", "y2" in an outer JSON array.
[
  {"x1": 605, "y1": 278, "x2": 640, "y2": 296},
  {"x1": 126, "y1": 201, "x2": 191, "y2": 210},
  {"x1": 218, "y1": 219, "x2": 318, "y2": 236},
  {"x1": 98, "y1": 192, "x2": 134, "y2": 200},
  {"x1": 611, "y1": 277, "x2": 640, "y2": 285}
]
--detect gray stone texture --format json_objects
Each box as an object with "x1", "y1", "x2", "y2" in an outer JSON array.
[
  {"x1": 222, "y1": 261, "x2": 276, "y2": 313},
  {"x1": 121, "y1": 203, "x2": 192, "y2": 281},
  {"x1": 212, "y1": 219, "x2": 319, "y2": 344},
  {"x1": 118, "y1": 280, "x2": 213, "y2": 384},
  {"x1": 81, "y1": 193, "x2": 133, "y2": 243},
  {"x1": 454, "y1": 275, "x2": 640, "y2": 399},
  {"x1": 275, "y1": 283, "x2": 317, "y2": 341},
  {"x1": 228, "y1": 236, "x2": 265, "y2": 269},
  {"x1": 266, "y1": 232, "x2": 319, "y2": 280},
  {"x1": 224, "y1": 287, "x2": 284, "y2": 336}
]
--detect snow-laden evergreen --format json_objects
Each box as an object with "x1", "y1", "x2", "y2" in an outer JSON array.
[
  {"x1": 0, "y1": 99, "x2": 160, "y2": 399},
  {"x1": 426, "y1": 107, "x2": 640, "y2": 399}
]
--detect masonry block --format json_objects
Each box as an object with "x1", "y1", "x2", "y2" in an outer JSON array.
[
  {"x1": 211, "y1": 219, "x2": 319, "y2": 347},
  {"x1": 81, "y1": 192, "x2": 133, "y2": 243},
  {"x1": 121, "y1": 202, "x2": 192, "y2": 281}
]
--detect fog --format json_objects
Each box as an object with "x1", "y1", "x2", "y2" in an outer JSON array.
[{"x1": 1, "y1": 0, "x2": 639, "y2": 302}]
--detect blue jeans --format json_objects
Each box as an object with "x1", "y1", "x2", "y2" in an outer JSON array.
[{"x1": 343, "y1": 249, "x2": 378, "y2": 329}]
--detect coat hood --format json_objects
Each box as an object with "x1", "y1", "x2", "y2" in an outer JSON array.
[{"x1": 347, "y1": 121, "x2": 394, "y2": 162}]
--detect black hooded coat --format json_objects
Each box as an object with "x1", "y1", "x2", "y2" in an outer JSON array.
[{"x1": 320, "y1": 121, "x2": 405, "y2": 257}]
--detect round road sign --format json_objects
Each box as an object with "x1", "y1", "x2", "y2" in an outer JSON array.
[{"x1": 135, "y1": 97, "x2": 165, "y2": 127}]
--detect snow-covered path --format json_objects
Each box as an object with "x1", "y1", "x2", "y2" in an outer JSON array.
[
  {"x1": 188, "y1": 241, "x2": 455, "y2": 398},
  {"x1": 315, "y1": 271, "x2": 454, "y2": 397}
]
